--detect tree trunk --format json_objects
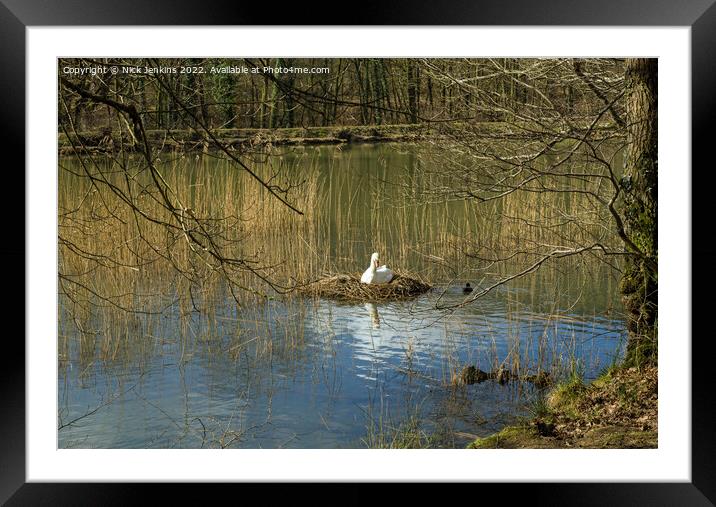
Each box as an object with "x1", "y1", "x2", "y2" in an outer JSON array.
[
  {"x1": 407, "y1": 60, "x2": 419, "y2": 123},
  {"x1": 621, "y1": 58, "x2": 658, "y2": 366}
]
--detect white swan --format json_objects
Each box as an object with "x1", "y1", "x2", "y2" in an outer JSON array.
[{"x1": 360, "y1": 252, "x2": 394, "y2": 284}]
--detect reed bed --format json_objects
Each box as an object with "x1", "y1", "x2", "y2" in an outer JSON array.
[{"x1": 58, "y1": 143, "x2": 622, "y2": 377}]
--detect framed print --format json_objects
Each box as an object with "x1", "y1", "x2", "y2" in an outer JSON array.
[{"x1": 4, "y1": 0, "x2": 714, "y2": 502}]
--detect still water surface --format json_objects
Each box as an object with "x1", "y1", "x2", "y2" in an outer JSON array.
[{"x1": 58, "y1": 144, "x2": 625, "y2": 448}]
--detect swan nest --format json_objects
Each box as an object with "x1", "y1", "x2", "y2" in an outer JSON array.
[{"x1": 300, "y1": 271, "x2": 432, "y2": 301}]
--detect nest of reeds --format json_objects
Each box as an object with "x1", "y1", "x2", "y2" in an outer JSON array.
[{"x1": 298, "y1": 271, "x2": 432, "y2": 302}]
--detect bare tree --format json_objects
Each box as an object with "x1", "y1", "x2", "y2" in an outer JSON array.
[
  {"x1": 58, "y1": 58, "x2": 306, "y2": 323},
  {"x1": 413, "y1": 58, "x2": 656, "y2": 365}
]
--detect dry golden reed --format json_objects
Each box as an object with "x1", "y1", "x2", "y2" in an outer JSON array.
[{"x1": 298, "y1": 270, "x2": 432, "y2": 302}]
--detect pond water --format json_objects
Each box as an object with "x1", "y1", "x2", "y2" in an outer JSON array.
[{"x1": 58, "y1": 143, "x2": 626, "y2": 448}]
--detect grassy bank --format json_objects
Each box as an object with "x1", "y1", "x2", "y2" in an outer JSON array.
[{"x1": 468, "y1": 364, "x2": 658, "y2": 449}]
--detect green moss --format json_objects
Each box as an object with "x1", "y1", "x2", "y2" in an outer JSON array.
[
  {"x1": 591, "y1": 365, "x2": 618, "y2": 389},
  {"x1": 468, "y1": 423, "x2": 656, "y2": 449},
  {"x1": 576, "y1": 427, "x2": 657, "y2": 448},
  {"x1": 468, "y1": 426, "x2": 556, "y2": 449},
  {"x1": 547, "y1": 376, "x2": 585, "y2": 418}
]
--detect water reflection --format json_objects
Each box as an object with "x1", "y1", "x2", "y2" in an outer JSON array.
[
  {"x1": 58, "y1": 281, "x2": 626, "y2": 448},
  {"x1": 365, "y1": 302, "x2": 380, "y2": 329}
]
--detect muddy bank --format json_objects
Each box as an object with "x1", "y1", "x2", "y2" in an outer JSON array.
[
  {"x1": 468, "y1": 364, "x2": 658, "y2": 449},
  {"x1": 57, "y1": 123, "x2": 435, "y2": 155},
  {"x1": 454, "y1": 365, "x2": 552, "y2": 387},
  {"x1": 58, "y1": 121, "x2": 599, "y2": 155}
]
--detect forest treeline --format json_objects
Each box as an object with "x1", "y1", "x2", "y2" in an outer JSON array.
[{"x1": 58, "y1": 57, "x2": 626, "y2": 132}]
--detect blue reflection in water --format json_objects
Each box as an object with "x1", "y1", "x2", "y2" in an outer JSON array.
[{"x1": 58, "y1": 283, "x2": 625, "y2": 449}]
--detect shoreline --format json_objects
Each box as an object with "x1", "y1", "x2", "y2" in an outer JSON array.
[
  {"x1": 57, "y1": 121, "x2": 620, "y2": 155},
  {"x1": 468, "y1": 363, "x2": 658, "y2": 449},
  {"x1": 58, "y1": 123, "x2": 432, "y2": 154}
]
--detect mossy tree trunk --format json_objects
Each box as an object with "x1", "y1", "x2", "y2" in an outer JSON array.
[{"x1": 621, "y1": 58, "x2": 658, "y2": 366}]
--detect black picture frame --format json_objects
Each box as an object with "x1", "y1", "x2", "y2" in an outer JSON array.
[{"x1": 3, "y1": 0, "x2": 713, "y2": 503}]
